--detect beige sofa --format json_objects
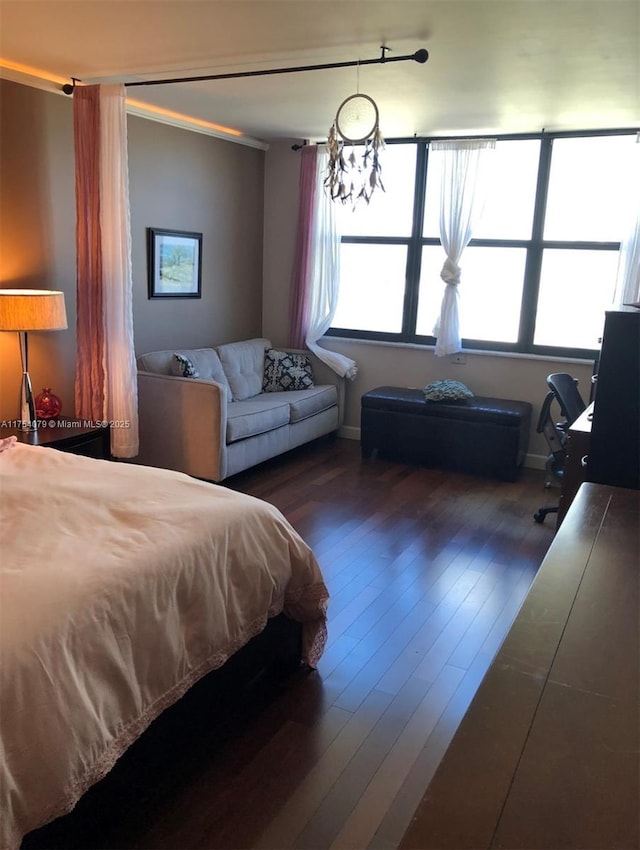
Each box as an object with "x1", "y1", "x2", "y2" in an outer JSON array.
[{"x1": 136, "y1": 337, "x2": 344, "y2": 481}]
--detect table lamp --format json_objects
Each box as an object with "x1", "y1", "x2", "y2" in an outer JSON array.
[{"x1": 0, "y1": 289, "x2": 68, "y2": 431}]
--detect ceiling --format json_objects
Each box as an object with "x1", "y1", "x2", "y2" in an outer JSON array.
[{"x1": 1, "y1": 0, "x2": 638, "y2": 147}]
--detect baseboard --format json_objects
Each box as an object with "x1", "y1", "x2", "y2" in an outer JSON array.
[
  {"x1": 338, "y1": 425, "x2": 360, "y2": 441},
  {"x1": 339, "y1": 425, "x2": 548, "y2": 473}
]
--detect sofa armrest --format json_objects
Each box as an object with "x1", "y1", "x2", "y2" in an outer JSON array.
[
  {"x1": 136, "y1": 371, "x2": 228, "y2": 481},
  {"x1": 282, "y1": 348, "x2": 346, "y2": 428}
]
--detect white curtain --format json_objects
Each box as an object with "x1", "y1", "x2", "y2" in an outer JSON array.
[
  {"x1": 431, "y1": 139, "x2": 496, "y2": 357},
  {"x1": 614, "y1": 133, "x2": 640, "y2": 307},
  {"x1": 305, "y1": 149, "x2": 357, "y2": 379}
]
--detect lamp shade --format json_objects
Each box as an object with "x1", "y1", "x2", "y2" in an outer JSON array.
[{"x1": 0, "y1": 289, "x2": 68, "y2": 331}]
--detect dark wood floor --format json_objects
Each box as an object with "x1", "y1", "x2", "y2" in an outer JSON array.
[{"x1": 23, "y1": 438, "x2": 555, "y2": 850}]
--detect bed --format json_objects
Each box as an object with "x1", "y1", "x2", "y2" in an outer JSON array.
[{"x1": 0, "y1": 441, "x2": 328, "y2": 850}]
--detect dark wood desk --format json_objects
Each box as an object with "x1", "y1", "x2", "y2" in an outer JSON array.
[
  {"x1": 557, "y1": 402, "x2": 593, "y2": 528},
  {"x1": 401, "y1": 482, "x2": 639, "y2": 850}
]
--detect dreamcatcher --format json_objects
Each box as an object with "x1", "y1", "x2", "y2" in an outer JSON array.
[{"x1": 325, "y1": 92, "x2": 385, "y2": 206}]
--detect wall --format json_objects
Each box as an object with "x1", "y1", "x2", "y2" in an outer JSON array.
[
  {"x1": 262, "y1": 139, "x2": 594, "y2": 465},
  {"x1": 129, "y1": 116, "x2": 264, "y2": 355},
  {"x1": 0, "y1": 79, "x2": 265, "y2": 421},
  {"x1": 262, "y1": 139, "x2": 301, "y2": 346},
  {"x1": 0, "y1": 80, "x2": 77, "y2": 420}
]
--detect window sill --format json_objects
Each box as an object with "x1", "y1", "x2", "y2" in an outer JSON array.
[{"x1": 321, "y1": 335, "x2": 595, "y2": 365}]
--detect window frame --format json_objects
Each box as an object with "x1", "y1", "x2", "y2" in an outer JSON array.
[{"x1": 326, "y1": 128, "x2": 636, "y2": 359}]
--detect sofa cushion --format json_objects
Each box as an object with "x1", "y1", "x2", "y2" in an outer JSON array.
[
  {"x1": 263, "y1": 349, "x2": 314, "y2": 392},
  {"x1": 137, "y1": 348, "x2": 232, "y2": 400},
  {"x1": 263, "y1": 386, "x2": 338, "y2": 423},
  {"x1": 217, "y1": 338, "x2": 271, "y2": 401},
  {"x1": 137, "y1": 349, "x2": 177, "y2": 374},
  {"x1": 226, "y1": 397, "x2": 290, "y2": 443}
]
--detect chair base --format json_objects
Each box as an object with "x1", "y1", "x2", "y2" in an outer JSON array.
[{"x1": 534, "y1": 504, "x2": 558, "y2": 524}]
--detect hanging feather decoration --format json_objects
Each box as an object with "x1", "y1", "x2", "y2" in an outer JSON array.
[{"x1": 325, "y1": 93, "x2": 385, "y2": 208}]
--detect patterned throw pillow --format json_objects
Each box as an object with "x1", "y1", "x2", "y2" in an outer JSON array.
[
  {"x1": 423, "y1": 379, "x2": 473, "y2": 402},
  {"x1": 171, "y1": 353, "x2": 200, "y2": 378},
  {"x1": 263, "y1": 349, "x2": 314, "y2": 392}
]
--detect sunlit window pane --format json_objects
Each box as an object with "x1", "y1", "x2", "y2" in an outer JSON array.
[
  {"x1": 423, "y1": 139, "x2": 541, "y2": 239},
  {"x1": 333, "y1": 244, "x2": 407, "y2": 332},
  {"x1": 416, "y1": 246, "x2": 526, "y2": 342},
  {"x1": 335, "y1": 144, "x2": 416, "y2": 237},
  {"x1": 544, "y1": 135, "x2": 637, "y2": 241},
  {"x1": 414, "y1": 246, "x2": 442, "y2": 336},
  {"x1": 534, "y1": 249, "x2": 620, "y2": 348}
]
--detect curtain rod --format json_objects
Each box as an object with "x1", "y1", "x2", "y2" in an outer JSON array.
[{"x1": 62, "y1": 46, "x2": 428, "y2": 94}]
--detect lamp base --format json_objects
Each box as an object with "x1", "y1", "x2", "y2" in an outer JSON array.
[
  {"x1": 20, "y1": 371, "x2": 37, "y2": 432},
  {"x1": 18, "y1": 330, "x2": 37, "y2": 431}
]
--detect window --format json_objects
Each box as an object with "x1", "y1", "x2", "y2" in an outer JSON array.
[{"x1": 329, "y1": 131, "x2": 637, "y2": 357}]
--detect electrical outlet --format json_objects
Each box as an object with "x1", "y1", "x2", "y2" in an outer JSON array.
[{"x1": 449, "y1": 353, "x2": 467, "y2": 365}]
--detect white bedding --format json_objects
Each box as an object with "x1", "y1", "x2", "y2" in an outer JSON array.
[{"x1": 0, "y1": 443, "x2": 328, "y2": 850}]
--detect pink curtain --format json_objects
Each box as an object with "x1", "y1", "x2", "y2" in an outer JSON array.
[
  {"x1": 289, "y1": 145, "x2": 318, "y2": 348},
  {"x1": 73, "y1": 84, "x2": 139, "y2": 457},
  {"x1": 73, "y1": 86, "x2": 106, "y2": 418}
]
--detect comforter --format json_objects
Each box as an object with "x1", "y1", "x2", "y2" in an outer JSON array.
[{"x1": 0, "y1": 443, "x2": 328, "y2": 849}]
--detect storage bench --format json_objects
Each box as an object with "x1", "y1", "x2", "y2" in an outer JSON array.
[{"x1": 361, "y1": 386, "x2": 531, "y2": 481}]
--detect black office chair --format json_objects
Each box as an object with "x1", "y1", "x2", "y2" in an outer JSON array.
[{"x1": 533, "y1": 373, "x2": 587, "y2": 524}]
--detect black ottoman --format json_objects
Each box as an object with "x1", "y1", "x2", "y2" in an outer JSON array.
[{"x1": 361, "y1": 386, "x2": 531, "y2": 481}]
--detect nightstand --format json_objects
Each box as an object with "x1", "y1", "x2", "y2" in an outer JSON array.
[{"x1": 0, "y1": 417, "x2": 111, "y2": 460}]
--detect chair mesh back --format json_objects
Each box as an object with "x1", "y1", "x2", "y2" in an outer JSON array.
[{"x1": 546, "y1": 373, "x2": 587, "y2": 426}]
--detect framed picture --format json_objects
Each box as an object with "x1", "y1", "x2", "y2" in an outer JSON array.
[{"x1": 147, "y1": 228, "x2": 202, "y2": 298}]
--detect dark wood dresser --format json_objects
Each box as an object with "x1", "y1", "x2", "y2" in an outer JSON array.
[
  {"x1": 400, "y1": 481, "x2": 639, "y2": 850},
  {"x1": 587, "y1": 309, "x2": 639, "y2": 491}
]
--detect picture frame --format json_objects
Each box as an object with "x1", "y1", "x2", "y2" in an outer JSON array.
[{"x1": 147, "y1": 228, "x2": 202, "y2": 299}]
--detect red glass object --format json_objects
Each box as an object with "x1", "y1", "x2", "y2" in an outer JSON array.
[{"x1": 35, "y1": 388, "x2": 62, "y2": 420}]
